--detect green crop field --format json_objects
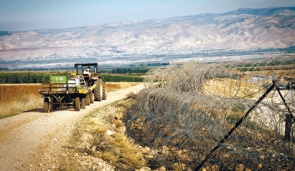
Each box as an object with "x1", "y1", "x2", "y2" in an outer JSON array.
[{"x1": 0, "y1": 71, "x2": 144, "y2": 84}]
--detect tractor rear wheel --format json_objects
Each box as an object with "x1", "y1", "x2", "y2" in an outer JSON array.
[
  {"x1": 74, "y1": 97, "x2": 80, "y2": 111},
  {"x1": 81, "y1": 97, "x2": 86, "y2": 109},
  {"x1": 94, "y1": 79, "x2": 103, "y2": 101}
]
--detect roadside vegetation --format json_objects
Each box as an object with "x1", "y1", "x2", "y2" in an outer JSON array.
[
  {"x1": 0, "y1": 84, "x2": 43, "y2": 118},
  {"x1": 58, "y1": 99, "x2": 147, "y2": 170}
]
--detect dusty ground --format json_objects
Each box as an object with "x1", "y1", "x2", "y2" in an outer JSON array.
[
  {"x1": 0, "y1": 83, "x2": 144, "y2": 170},
  {"x1": 54, "y1": 98, "x2": 147, "y2": 171}
]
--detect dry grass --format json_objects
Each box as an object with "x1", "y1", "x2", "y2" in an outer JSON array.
[
  {"x1": 204, "y1": 78, "x2": 262, "y2": 99},
  {"x1": 60, "y1": 100, "x2": 146, "y2": 170},
  {"x1": 106, "y1": 82, "x2": 141, "y2": 92},
  {"x1": 91, "y1": 127, "x2": 146, "y2": 167},
  {"x1": 0, "y1": 84, "x2": 43, "y2": 118},
  {"x1": 79, "y1": 111, "x2": 146, "y2": 169}
]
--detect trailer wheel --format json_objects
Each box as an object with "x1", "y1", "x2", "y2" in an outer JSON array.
[
  {"x1": 44, "y1": 99, "x2": 50, "y2": 113},
  {"x1": 102, "y1": 82, "x2": 107, "y2": 100},
  {"x1": 86, "y1": 94, "x2": 91, "y2": 105},
  {"x1": 81, "y1": 97, "x2": 86, "y2": 109},
  {"x1": 90, "y1": 92, "x2": 94, "y2": 103},
  {"x1": 94, "y1": 79, "x2": 103, "y2": 101},
  {"x1": 75, "y1": 97, "x2": 80, "y2": 111}
]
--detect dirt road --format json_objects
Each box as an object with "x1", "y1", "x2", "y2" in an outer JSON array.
[{"x1": 0, "y1": 84, "x2": 144, "y2": 170}]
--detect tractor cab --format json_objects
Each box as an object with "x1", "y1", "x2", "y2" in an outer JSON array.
[{"x1": 74, "y1": 63, "x2": 99, "y2": 86}]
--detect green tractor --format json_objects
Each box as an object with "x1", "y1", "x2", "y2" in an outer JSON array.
[{"x1": 39, "y1": 63, "x2": 107, "y2": 112}]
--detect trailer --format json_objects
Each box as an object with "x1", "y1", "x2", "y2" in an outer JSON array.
[{"x1": 39, "y1": 75, "x2": 95, "y2": 112}]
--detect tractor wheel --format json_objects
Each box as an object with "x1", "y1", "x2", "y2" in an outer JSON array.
[
  {"x1": 74, "y1": 97, "x2": 80, "y2": 111},
  {"x1": 94, "y1": 79, "x2": 103, "y2": 101},
  {"x1": 86, "y1": 94, "x2": 90, "y2": 105},
  {"x1": 90, "y1": 92, "x2": 94, "y2": 103},
  {"x1": 81, "y1": 97, "x2": 86, "y2": 109},
  {"x1": 102, "y1": 82, "x2": 107, "y2": 100},
  {"x1": 44, "y1": 99, "x2": 50, "y2": 113}
]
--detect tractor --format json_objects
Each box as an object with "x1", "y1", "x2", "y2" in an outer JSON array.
[
  {"x1": 39, "y1": 63, "x2": 107, "y2": 112},
  {"x1": 75, "y1": 63, "x2": 107, "y2": 101}
]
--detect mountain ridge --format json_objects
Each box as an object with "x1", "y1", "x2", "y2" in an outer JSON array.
[{"x1": 0, "y1": 7, "x2": 294, "y2": 68}]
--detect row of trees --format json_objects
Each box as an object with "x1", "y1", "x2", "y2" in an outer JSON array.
[
  {"x1": 0, "y1": 72, "x2": 52, "y2": 83},
  {"x1": 0, "y1": 72, "x2": 143, "y2": 84}
]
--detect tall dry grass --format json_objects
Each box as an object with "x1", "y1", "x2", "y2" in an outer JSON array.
[
  {"x1": 106, "y1": 82, "x2": 141, "y2": 92},
  {"x1": 0, "y1": 84, "x2": 43, "y2": 118},
  {"x1": 59, "y1": 100, "x2": 146, "y2": 170}
]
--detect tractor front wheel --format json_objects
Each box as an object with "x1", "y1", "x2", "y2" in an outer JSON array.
[
  {"x1": 90, "y1": 92, "x2": 94, "y2": 103},
  {"x1": 86, "y1": 94, "x2": 91, "y2": 105}
]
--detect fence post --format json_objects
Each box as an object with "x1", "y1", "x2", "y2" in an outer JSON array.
[{"x1": 285, "y1": 113, "x2": 292, "y2": 141}]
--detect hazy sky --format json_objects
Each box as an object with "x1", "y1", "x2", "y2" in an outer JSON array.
[{"x1": 0, "y1": 0, "x2": 295, "y2": 31}]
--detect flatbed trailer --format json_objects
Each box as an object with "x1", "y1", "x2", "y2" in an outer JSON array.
[{"x1": 39, "y1": 76, "x2": 96, "y2": 112}]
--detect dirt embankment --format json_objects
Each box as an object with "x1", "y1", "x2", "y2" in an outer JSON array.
[{"x1": 0, "y1": 83, "x2": 144, "y2": 171}]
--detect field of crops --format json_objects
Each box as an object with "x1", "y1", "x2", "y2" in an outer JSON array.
[
  {"x1": 0, "y1": 71, "x2": 144, "y2": 84},
  {"x1": 0, "y1": 84, "x2": 43, "y2": 118}
]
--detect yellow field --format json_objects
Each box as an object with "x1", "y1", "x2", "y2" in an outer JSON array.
[
  {"x1": 0, "y1": 82, "x2": 141, "y2": 118},
  {"x1": 106, "y1": 82, "x2": 141, "y2": 92},
  {"x1": 204, "y1": 78, "x2": 263, "y2": 99},
  {"x1": 0, "y1": 84, "x2": 43, "y2": 118}
]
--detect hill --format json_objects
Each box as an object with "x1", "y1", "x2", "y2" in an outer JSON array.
[{"x1": 0, "y1": 7, "x2": 294, "y2": 69}]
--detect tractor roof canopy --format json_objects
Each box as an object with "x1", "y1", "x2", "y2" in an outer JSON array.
[{"x1": 75, "y1": 63, "x2": 98, "y2": 75}]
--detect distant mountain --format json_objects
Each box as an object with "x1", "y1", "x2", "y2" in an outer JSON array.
[
  {"x1": 0, "y1": 31, "x2": 12, "y2": 37},
  {"x1": 0, "y1": 7, "x2": 295, "y2": 68}
]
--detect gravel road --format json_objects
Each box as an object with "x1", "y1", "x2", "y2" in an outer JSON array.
[{"x1": 0, "y1": 84, "x2": 144, "y2": 170}]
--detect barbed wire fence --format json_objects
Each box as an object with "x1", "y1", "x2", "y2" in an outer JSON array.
[{"x1": 127, "y1": 55, "x2": 295, "y2": 170}]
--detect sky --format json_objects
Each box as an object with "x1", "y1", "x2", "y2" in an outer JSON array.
[{"x1": 0, "y1": 0, "x2": 295, "y2": 31}]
